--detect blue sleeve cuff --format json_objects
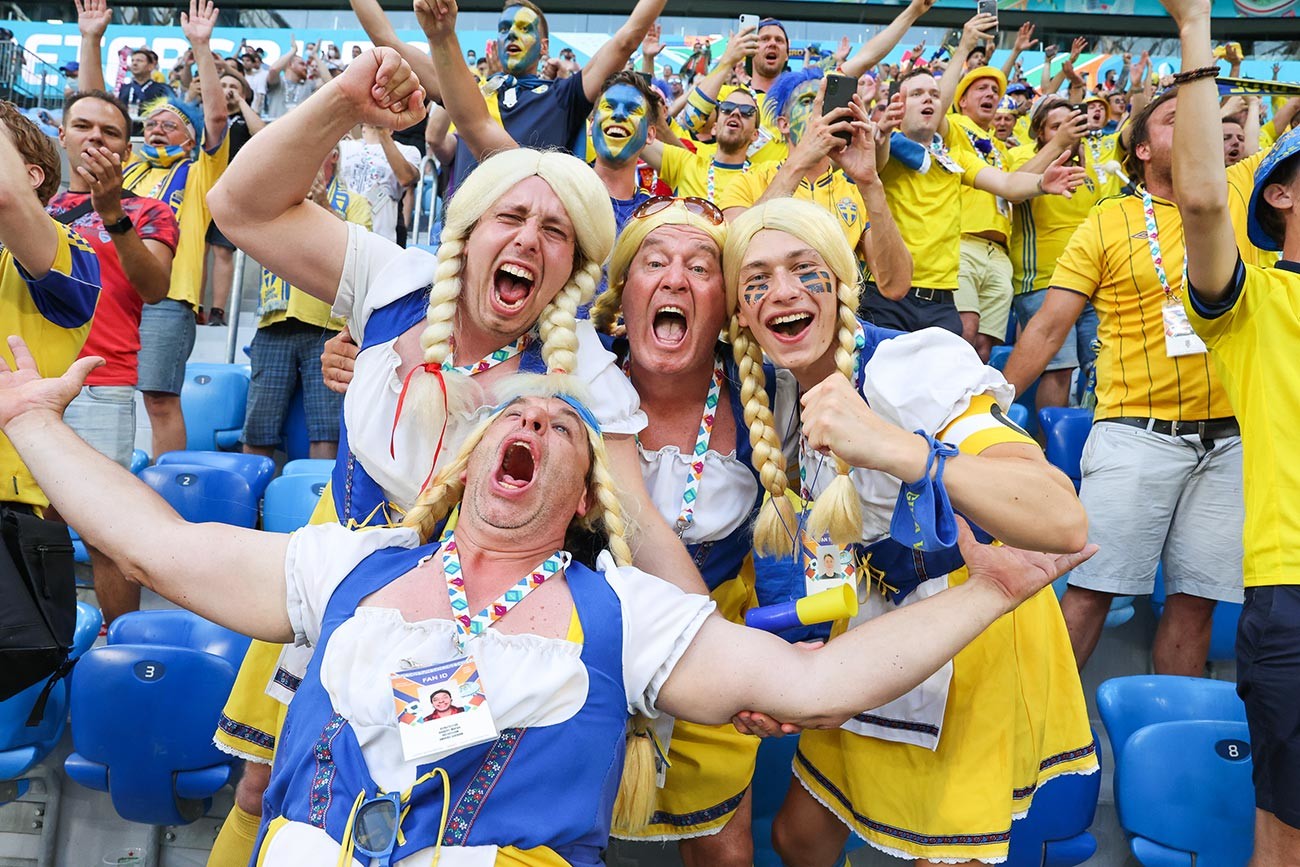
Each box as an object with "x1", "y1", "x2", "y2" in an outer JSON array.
[{"x1": 1187, "y1": 256, "x2": 1245, "y2": 321}]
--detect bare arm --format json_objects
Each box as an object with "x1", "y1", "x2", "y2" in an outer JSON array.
[
  {"x1": 0, "y1": 345, "x2": 294, "y2": 643},
  {"x1": 1242, "y1": 96, "x2": 1261, "y2": 158},
  {"x1": 580, "y1": 0, "x2": 669, "y2": 103},
  {"x1": 1163, "y1": 0, "x2": 1239, "y2": 304},
  {"x1": 973, "y1": 150, "x2": 1084, "y2": 203},
  {"x1": 1001, "y1": 22, "x2": 1038, "y2": 79},
  {"x1": 858, "y1": 177, "x2": 913, "y2": 300},
  {"x1": 181, "y1": 0, "x2": 229, "y2": 148},
  {"x1": 416, "y1": 0, "x2": 518, "y2": 161},
  {"x1": 1002, "y1": 287, "x2": 1088, "y2": 395},
  {"x1": 350, "y1": 0, "x2": 443, "y2": 101},
  {"x1": 424, "y1": 101, "x2": 458, "y2": 165},
  {"x1": 0, "y1": 127, "x2": 58, "y2": 277},
  {"x1": 76, "y1": 146, "x2": 172, "y2": 303},
  {"x1": 207, "y1": 48, "x2": 425, "y2": 303},
  {"x1": 1015, "y1": 109, "x2": 1086, "y2": 173},
  {"x1": 938, "y1": 13, "x2": 996, "y2": 135},
  {"x1": 605, "y1": 434, "x2": 709, "y2": 596},
  {"x1": 841, "y1": 0, "x2": 935, "y2": 78},
  {"x1": 75, "y1": 0, "x2": 110, "y2": 92},
  {"x1": 660, "y1": 519, "x2": 1092, "y2": 727},
  {"x1": 376, "y1": 128, "x2": 419, "y2": 187},
  {"x1": 237, "y1": 96, "x2": 268, "y2": 135}
]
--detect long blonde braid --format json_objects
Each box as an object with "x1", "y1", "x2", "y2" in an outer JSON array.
[
  {"x1": 805, "y1": 284, "x2": 865, "y2": 547},
  {"x1": 538, "y1": 261, "x2": 599, "y2": 375},
  {"x1": 730, "y1": 314, "x2": 797, "y2": 557}
]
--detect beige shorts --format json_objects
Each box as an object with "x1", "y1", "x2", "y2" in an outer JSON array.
[{"x1": 955, "y1": 235, "x2": 1014, "y2": 341}]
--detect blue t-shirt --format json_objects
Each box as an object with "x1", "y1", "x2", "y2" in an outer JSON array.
[
  {"x1": 449, "y1": 72, "x2": 594, "y2": 192},
  {"x1": 117, "y1": 79, "x2": 175, "y2": 106}
]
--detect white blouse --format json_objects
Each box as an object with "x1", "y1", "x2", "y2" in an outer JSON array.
[
  {"x1": 331, "y1": 224, "x2": 647, "y2": 511},
  {"x1": 283, "y1": 523, "x2": 716, "y2": 794},
  {"x1": 637, "y1": 441, "x2": 758, "y2": 545}
]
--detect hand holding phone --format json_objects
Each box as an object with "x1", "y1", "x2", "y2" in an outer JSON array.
[
  {"x1": 823, "y1": 73, "x2": 859, "y2": 145},
  {"x1": 976, "y1": 0, "x2": 998, "y2": 23}
]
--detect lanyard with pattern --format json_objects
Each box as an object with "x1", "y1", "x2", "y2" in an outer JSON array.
[
  {"x1": 962, "y1": 126, "x2": 1003, "y2": 169},
  {"x1": 443, "y1": 333, "x2": 530, "y2": 375},
  {"x1": 795, "y1": 323, "x2": 867, "y2": 507},
  {"x1": 707, "y1": 159, "x2": 749, "y2": 200},
  {"x1": 440, "y1": 526, "x2": 568, "y2": 651},
  {"x1": 623, "y1": 355, "x2": 725, "y2": 536},
  {"x1": 1141, "y1": 189, "x2": 1187, "y2": 303}
]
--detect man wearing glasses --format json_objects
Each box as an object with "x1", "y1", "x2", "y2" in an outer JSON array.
[
  {"x1": 77, "y1": 0, "x2": 230, "y2": 458},
  {"x1": 643, "y1": 88, "x2": 763, "y2": 200}
]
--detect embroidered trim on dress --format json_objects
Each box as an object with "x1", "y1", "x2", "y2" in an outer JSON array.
[
  {"x1": 273, "y1": 666, "x2": 302, "y2": 693},
  {"x1": 850, "y1": 713, "x2": 942, "y2": 737},
  {"x1": 217, "y1": 713, "x2": 276, "y2": 751},
  {"x1": 308, "y1": 713, "x2": 348, "y2": 828},
  {"x1": 442, "y1": 728, "x2": 526, "y2": 845},
  {"x1": 646, "y1": 787, "x2": 747, "y2": 829}
]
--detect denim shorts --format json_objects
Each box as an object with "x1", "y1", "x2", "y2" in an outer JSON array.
[
  {"x1": 243, "y1": 321, "x2": 344, "y2": 446},
  {"x1": 136, "y1": 299, "x2": 197, "y2": 395},
  {"x1": 63, "y1": 386, "x2": 136, "y2": 468}
]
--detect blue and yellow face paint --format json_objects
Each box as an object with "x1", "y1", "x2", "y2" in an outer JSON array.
[
  {"x1": 785, "y1": 78, "x2": 821, "y2": 146},
  {"x1": 592, "y1": 84, "x2": 650, "y2": 166},
  {"x1": 497, "y1": 6, "x2": 542, "y2": 74}
]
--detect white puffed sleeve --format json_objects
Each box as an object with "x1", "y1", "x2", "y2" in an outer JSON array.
[
  {"x1": 332, "y1": 223, "x2": 438, "y2": 344},
  {"x1": 597, "y1": 552, "x2": 716, "y2": 717},
  {"x1": 574, "y1": 321, "x2": 647, "y2": 436},
  {"x1": 862, "y1": 327, "x2": 1015, "y2": 435},
  {"x1": 283, "y1": 524, "x2": 422, "y2": 647}
]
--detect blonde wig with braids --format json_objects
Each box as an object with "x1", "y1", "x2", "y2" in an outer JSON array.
[
  {"x1": 723, "y1": 199, "x2": 866, "y2": 552},
  {"x1": 407, "y1": 150, "x2": 617, "y2": 438},
  {"x1": 591, "y1": 201, "x2": 728, "y2": 335}
]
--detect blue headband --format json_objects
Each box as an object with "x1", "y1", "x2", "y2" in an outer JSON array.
[{"x1": 493, "y1": 394, "x2": 603, "y2": 434}]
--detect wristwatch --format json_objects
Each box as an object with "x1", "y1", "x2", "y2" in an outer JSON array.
[{"x1": 103, "y1": 214, "x2": 134, "y2": 235}]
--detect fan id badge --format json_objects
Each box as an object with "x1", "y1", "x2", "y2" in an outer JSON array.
[
  {"x1": 391, "y1": 656, "x2": 499, "y2": 762},
  {"x1": 803, "y1": 528, "x2": 857, "y2": 599},
  {"x1": 1162, "y1": 303, "x2": 1208, "y2": 357}
]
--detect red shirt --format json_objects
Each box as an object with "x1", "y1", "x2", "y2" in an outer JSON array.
[{"x1": 46, "y1": 192, "x2": 179, "y2": 385}]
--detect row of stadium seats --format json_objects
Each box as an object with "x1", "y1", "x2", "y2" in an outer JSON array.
[{"x1": 181, "y1": 362, "x2": 315, "y2": 459}]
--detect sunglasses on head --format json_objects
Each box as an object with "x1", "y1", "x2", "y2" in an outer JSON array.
[
  {"x1": 630, "y1": 196, "x2": 725, "y2": 225},
  {"x1": 718, "y1": 100, "x2": 757, "y2": 118}
]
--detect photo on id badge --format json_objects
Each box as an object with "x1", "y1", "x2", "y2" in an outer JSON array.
[
  {"x1": 806, "y1": 541, "x2": 856, "y2": 598},
  {"x1": 392, "y1": 657, "x2": 499, "y2": 761}
]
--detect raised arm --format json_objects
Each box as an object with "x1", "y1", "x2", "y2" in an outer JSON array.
[
  {"x1": 580, "y1": 0, "x2": 669, "y2": 103},
  {"x1": 424, "y1": 100, "x2": 458, "y2": 165},
  {"x1": 1001, "y1": 22, "x2": 1038, "y2": 79},
  {"x1": 1162, "y1": 0, "x2": 1239, "y2": 303},
  {"x1": 75, "y1": 0, "x2": 110, "y2": 92},
  {"x1": 181, "y1": 0, "x2": 229, "y2": 148},
  {"x1": 415, "y1": 0, "x2": 518, "y2": 160},
  {"x1": 0, "y1": 341, "x2": 293, "y2": 643},
  {"x1": 1016, "y1": 108, "x2": 1086, "y2": 173},
  {"x1": 973, "y1": 150, "x2": 1085, "y2": 203},
  {"x1": 77, "y1": 146, "x2": 172, "y2": 302},
  {"x1": 0, "y1": 122, "x2": 58, "y2": 277},
  {"x1": 841, "y1": 0, "x2": 936, "y2": 78},
  {"x1": 938, "y1": 13, "x2": 996, "y2": 135},
  {"x1": 660, "y1": 518, "x2": 1093, "y2": 727},
  {"x1": 350, "y1": 0, "x2": 442, "y2": 100},
  {"x1": 676, "y1": 29, "x2": 756, "y2": 137},
  {"x1": 207, "y1": 48, "x2": 425, "y2": 303}
]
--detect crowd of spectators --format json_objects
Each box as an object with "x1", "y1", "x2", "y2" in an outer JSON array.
[{"x1": 2, "y1": 0, "x2": 1299, "y2": 861}]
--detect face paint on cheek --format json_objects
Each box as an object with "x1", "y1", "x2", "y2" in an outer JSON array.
[
  {"x1": 798, "y1": 269, "x2": 835, "y2": 296},
  {"x1": 499, "y1": 8, "x2": 542, "y2": 73},
  {"x1": 592, "y1": 85, "x2": 649, "y2": 165},
  {"x1": 743, "y1": 281, "x2": 770, "y2": 308},
  {"x1": 786, "y1": 86, "x2": 819, "y2": 145}
]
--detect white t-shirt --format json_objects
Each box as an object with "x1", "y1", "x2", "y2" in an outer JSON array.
[{"x1": 337, "y1": 138, "x2": 422, "y2": 244}]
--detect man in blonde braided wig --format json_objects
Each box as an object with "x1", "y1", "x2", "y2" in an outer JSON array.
[
  {"x1": 722, "y1": 198, "x2": 1097, "y2": 867},
  {"x1": 0, "y1": 339, "x2": 1099, "y2": 866}
]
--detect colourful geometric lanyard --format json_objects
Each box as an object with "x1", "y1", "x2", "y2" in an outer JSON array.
[
  {"x1": 963, "y1": 127, "x2": 1003, "y2": 169},
  {"x1": 796, "y1": 323, "x2": 867, "y2": 507},
  {"x1": 443, "y1": 333, "x2": 529, "y2": 375},
  {"x1": 707, "y1": 159, "x2": 749, "y2": 201},
  {"x1": 1084, "y1": 132, "x2": 1105, "y2": 167},
  {"x1": 1141, "y1": 189, "x2": 1187, "y2": 303},
  {"x1": 622, "y1": 355, "x2": 724, "y2": 537},
  {"x1": 439, "y1": 526, "x2": 567, "y2": 651},
  {"x1": 675, "y1": 358, "x2": 725, "y2": 535}
]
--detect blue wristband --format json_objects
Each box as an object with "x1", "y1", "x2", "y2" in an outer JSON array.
[{"x1": 889, "y1": 432, "x2": 960, "y2": 552}]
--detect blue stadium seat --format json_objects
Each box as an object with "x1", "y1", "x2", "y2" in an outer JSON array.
[
  {"x1": 64, "y1": 611, "x2": 249, "y2": 825},
  {"x1": 156, "y1": 451, "x2": 277, "y2": 500},
  {"x1": 1116, "y1": 720, "x2": 1254, "y2": 866},
  {"x1": 130, "y1": 449, "x2": 150, "y2": 474},
  {"x1": 1097, "y1": 675, "x2": 1245, "y2": 768},
  {"x1": 1007, "y1": 403, "x2": 1030, "y2": 431},
  {"x1": 262, "y1": 473, "x2": 330, "y2": 533},
  {"x1": 106, "y1": 609, "x2": 251, "y2": 667},
  {"x1": 1038, "y1": 407, "x2": 1093, "y2": 490},
  {"x1": 0, "y1": 602, "x2": 101, "y2": 804},
  {"x1": 180, "y1": 363, "x2": 250, "y2": 452},
  {"x1": 988, "y1": 346, "x2": 1039, "y2": 436},
  {"x1": 1150, "y1": 569, "x2": 1241, "y2": 663},
  {"x1": 751, "y1": 737, "x2": 863, "y2": 866},
  {"x1": 282, "y1": 458, "x2": 335, "y2": 476},
  {"x1": 137, "y1": 464, "x2": 259, "y2": 528},
  {"x1": 1006, "y1": 733, "x2": 1101, "y2": 867}
]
